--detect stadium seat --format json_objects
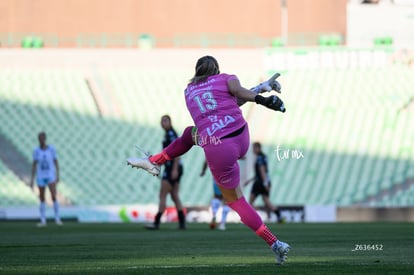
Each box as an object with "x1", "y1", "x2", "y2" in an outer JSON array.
[
  {"x1": 0, "y1": 161, "x2": 38, "y2": 206},
  {"x1": 1, "y1": 51, "x2": 413, "y2": 208}
]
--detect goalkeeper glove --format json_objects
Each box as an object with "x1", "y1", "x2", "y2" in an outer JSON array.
[
  {"x1": 250, "y1": 73, "x2": 282, "y2": 94},
  {"x1": 255, "y1": 95, "x2": 286, "y2": 113}
]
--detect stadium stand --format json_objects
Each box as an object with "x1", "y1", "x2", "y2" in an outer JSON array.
[
  {"x1": 257, "y1": 66, "x2": 414, "y2": 206},
  {"x1": 0, "y1": 49, "x2": 413, "y2": 208},
  {"x1": 0, "y1": 160, "x2": 37, "y2": 206},
  {"x1": 0, "y1": 67, "x2": 214, "y2": 206}
]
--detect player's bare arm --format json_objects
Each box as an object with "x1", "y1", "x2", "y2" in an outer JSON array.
[
  {"x1": 54, "y1": 159, "x2": 60, "y2": 183},
  {"x1": 171, "y1": 157, "x2": 180, "y2": 180},
  {"x1": 227, "y1": 79, "x2": 257, "y2": 102},
  {"x1": 228, "y1": 78, "x2": 286, "y2": 112},
  {"x1": 30, "y1": 160, "x2": 37, "y2": 188},
  {"x1": 259, "y1": 165, "x2": 269, "y2": 191},
  {"x1": 244, "y1": 177, "x2": 255, "y2": 187}
]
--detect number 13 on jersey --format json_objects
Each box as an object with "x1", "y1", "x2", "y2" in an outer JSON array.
[{"x1": 194, "y1": 91, "x2": 217, "y2": 113}]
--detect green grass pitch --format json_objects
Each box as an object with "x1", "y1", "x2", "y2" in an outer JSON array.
[{"x1": 1, "y1": 222, "x2": 413, "y2": 274}]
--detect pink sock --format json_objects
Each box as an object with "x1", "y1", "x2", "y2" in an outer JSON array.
[
  {"x1": 255, "y1": 224, "x2": 278, "y2": 246},
  {"x1": 228, "y1": 196, "x2": 277, "y2": 246},
  {"x1": 227, "y1": 196, "x2": 263, "y2": 232},
  {"x1": 149, "y1": 150, "x2": 171, "y2": 165},
  {"x1": 164, "y1": 126, "x2": 194, "y2": 157}
]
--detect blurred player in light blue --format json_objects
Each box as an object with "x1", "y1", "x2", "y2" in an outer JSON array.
[
  {"x1": 200, "y1": 161, "x2": 230, "y2": 230},
  {"x1": 30, "y1": 132, "x2": 62, "y2": 227}
]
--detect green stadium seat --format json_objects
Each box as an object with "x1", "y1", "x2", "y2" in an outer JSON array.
[
  {"x1": 1, "y1": 54, "x2": 413, "y2": 208},
  {"x1": 0, "y1": 161, "x2": 38, "y2": 206}
]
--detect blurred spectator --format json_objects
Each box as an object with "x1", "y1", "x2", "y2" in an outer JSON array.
[{"x1": 362, "y1": 0, "x2": 380, "y2": 3}]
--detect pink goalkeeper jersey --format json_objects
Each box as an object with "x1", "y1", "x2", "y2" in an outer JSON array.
[{"x1": 184, "y1": 73, "x2": 247, "y2": 145}]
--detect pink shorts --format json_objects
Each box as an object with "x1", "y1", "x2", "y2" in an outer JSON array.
[{"x1": 203, "y1": 124, "x2": 250, "y2": 190}]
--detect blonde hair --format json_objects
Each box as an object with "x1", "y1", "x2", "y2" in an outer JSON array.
[{"x1": 190, "y1": 55, "x2": 220, "y2": 84}]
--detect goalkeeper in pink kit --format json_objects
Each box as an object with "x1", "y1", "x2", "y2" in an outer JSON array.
[{"x1": 128, "y1": 56, "x2": 290, "y2": 265}]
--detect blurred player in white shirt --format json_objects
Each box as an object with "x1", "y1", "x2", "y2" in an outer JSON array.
[{"x1": 30, "y1": 132, "x2": 62, "y2": 227}]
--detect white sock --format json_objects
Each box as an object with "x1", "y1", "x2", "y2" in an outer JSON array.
[
  {"x1": 221, "y1": 205, "x2": 230, "y2": 225},
  {"x1": 40, "y1": 202, "x2": 46, "y2": 224},
  {"x1": 53, "y1": 201, "x2": 60, "y2": 222},
  {"x1": 211, "y1": 198, "x2": 221, "y2": 218}
]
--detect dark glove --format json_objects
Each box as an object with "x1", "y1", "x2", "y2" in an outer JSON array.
[{"x1": 255, "y1": 95, "x2": 286, "y2": 113}]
